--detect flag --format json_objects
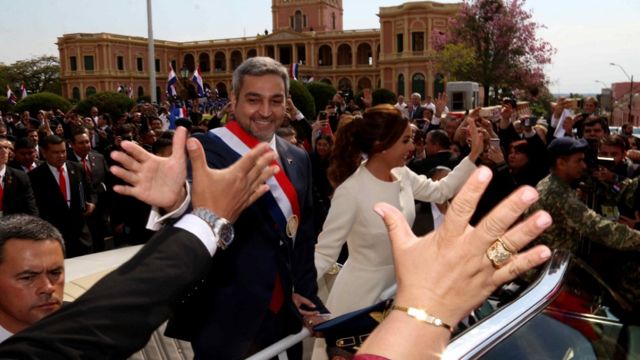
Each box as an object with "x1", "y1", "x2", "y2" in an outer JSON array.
[
  {"x1": 167, "y1": 64, "x2": 178, "y2": 97},
  {"x1": 6, "y1": 85, "x2": 17, "y2": 105},
  {"x1": 20, "y1": 82, "x2": 28, "y2": 99},
  {"x1": 117, "y1": 84, "x2": 125, "y2": 93},
  {"x1": 191, "y1": 67, "x2": 204, "y2": 97},
  {"x1": 290, "y1": 63, "x2": 299, "y2": 81}
]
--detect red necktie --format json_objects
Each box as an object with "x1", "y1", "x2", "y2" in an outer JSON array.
[
  {"x1": 58, "y1": 167, "x2": 68, "y2": 204},
  {"x1": 0, "y1": 175, "x2": 4, "y2": 212},
  {"x1": 27, "y1": 164, "x2": 34, "y2": 172},
  {"x1": 268, "y1": 273, "x2": 284, "y2": 313},
  {"x1": 82, "y1": 157, "x2": 91, "y2": 181}
]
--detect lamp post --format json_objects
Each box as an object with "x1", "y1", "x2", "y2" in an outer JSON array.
[
  {"x1": 595, "y1": 80, "x2": 608, "y2": 89},
  {"x1": 610, "y1": 62, "x2": 634, "y2": 123}
]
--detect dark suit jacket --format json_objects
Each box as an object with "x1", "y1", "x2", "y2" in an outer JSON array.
[
  {"x1": 29, "y1": 161, "x2": 96, "y2": 257},
  {"x1": 68, "y1": 150, "x2": 109, "y2": 195},
  {"x1": 165, "y1": 132, "x2": 325, "y2": 359},
  {"x1": 1, "y1": 166, "x2": 39, "y2": 216},
  {"x1": 408, "y1": 151, "x2": 460, "y2": 176},
  {"x1": 0, "y1": 227, "x2": 210, "y2": 360},
  {"x1": 408, "y1": 105, "x2": 425, "y2": 120}
]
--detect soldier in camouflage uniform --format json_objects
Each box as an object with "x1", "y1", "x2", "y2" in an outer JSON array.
[{"x1": 528, "y1": 137, "x2": 640, "y2": 310}]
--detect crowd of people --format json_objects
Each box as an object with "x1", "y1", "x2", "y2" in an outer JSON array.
[{"x1": 0, "y1": 55, "x2": 638, "y2": 359}]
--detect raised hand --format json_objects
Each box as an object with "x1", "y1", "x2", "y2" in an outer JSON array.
[
  {"x1": 358, "y1": 167, "x2": 552, "y2": 359},
  {"x1": 187, "y1": 139, "x2": 278, "y2": 222},
  {"x1": 110, "y1": 126, "x2": 189, "y2": 211}
]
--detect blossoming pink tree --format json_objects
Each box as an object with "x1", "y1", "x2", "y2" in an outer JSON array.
[{"x1": 433, "y1": 0, "x2": 555, "y2": 106}]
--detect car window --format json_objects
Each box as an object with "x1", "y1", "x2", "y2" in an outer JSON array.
[{"x1": 479, "y1": 260, "x2": 638, "y2": 360}]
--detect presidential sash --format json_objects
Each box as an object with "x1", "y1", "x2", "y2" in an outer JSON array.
[{"x1": 210, "y1": 121, "x2": 300, "y2": 241}]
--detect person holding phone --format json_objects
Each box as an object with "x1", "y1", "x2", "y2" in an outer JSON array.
[{"x1": 311, "y1": 104, "x2": 483, "y2": 359}]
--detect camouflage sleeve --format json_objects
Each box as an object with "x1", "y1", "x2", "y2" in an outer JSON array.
[
  {"x1": 561, "y1": 194, "x2": 640, "y2": 250},
  {"x1": 617, "y1": 177, "x2": 640, "y2": 209}
]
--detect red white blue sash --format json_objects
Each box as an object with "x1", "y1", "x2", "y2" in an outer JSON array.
[{"x1": 210, "y1": 121, "x2": 300, "y2": 241}]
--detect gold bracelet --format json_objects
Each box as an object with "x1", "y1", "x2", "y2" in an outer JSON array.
[{"x1": 391, "y1": 305, "x2": 453, "y2": 333}]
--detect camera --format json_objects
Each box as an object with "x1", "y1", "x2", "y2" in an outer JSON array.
[
  {"x1": 523, "y1": 116, "x2": 536, "y2": 128},
  {"x1": 319, "y1": 111, "x2": 328, "y2": 120}
]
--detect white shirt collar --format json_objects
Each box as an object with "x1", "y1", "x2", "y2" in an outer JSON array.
[
  {"x1": 0, "y1": 165, "x2": 6, "y2": 179},
  {"x1": 0, "y1": 323, "x2": 12, "y2": 344}
]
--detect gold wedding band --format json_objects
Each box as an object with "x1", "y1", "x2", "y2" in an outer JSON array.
[
  {"x1": 307, "y1": 319, "x2": 314, "y2": 326},
  {"x1": 486, "y1": 237, "x2": 515, "y2": 268}
]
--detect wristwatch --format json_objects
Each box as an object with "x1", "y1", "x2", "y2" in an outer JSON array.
[{"x1": 191, "y1": 208, "x2": 235, "y2": 250}]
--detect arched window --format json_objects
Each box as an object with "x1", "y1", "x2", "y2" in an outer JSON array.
[
  {"x1": 137, "y1": 86, "x2": 144, "y2": 98},
  {"x1": 434, "y1": 73, "x2": 445, "y2": 98},
  {"x1": 397, "y1": 74, "x2": 405, "y2": 96},
  {"x1": 332, "y1": 13, "x2": 336, "y2": 30},
  {"x1": 337, "y1": 44, "x2": 352, "y2": 66},
  {"x1": 72, "y1": 87, "x2": 80, "y2": 100},
  {"x1": 199, "y1": 53, "x2": 210, "y2": 72},
  {"x1": 412, "y1": 73, "x2": 425, "y2": 99},
  {"x1": 214, "y1": 52, "x2": 226, "y2": 72},
  {"x1": 318, "y1": 45, "x2": 332, "y2": 66},
  {"x1": 294, "y1": 10, "x2": 303, "y2": 32},
  {"x1": 183, "y1": 54, "x2": 195, "y2": 72},
  {"x1": 156, "y1": 86, "x2": 161, "y2": 102},
  {"x1": 230, "y1": 50, "x2": 243, "y2": 71},
  {"x1": 85, "y1": 86, "x2": 96, "y2": 98}
]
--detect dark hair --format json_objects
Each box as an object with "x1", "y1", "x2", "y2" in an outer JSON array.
[
  {"x1": 0, "y1": 215, "x2": 65, "y2": 262},
  {"x1": 41, "y1": 135, "x2": 64, "y2": 150},
  {"x1": 583, "y1": 116, "x2": 609, "y2": 134},
  {"x1": 600, "y1": 134, "x2": 627, "y2": 151},
  {"x1": 426, "y1": 129, "x2": 451, "y2": 149},
  {"x1": 328, "y1": 104, "x2": 408, "y2": 187},
  {"x1": 14, "y1": 137, "x2": 36, "y2": 150},
  {"x1": 232, "y1": 57, "x2": 289, "y2": 99},
  {"x1": 71, "y1": 127, "x2": 89, "y2": 142},
  {"x1": 152, "y1": 137, "x2": 173, "y2": 155}
]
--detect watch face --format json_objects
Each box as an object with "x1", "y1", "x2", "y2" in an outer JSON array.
[{"x1": 217, "y1": 222, "x2": 234, "y2": 248}]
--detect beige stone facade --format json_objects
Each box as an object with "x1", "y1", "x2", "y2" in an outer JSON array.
[{"x1": 57, "y1": 0, "x2": 459, "y2": 101}]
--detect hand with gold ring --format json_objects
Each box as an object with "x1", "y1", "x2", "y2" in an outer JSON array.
[{"x1": 358, "y1": 166, "x2": 552, "y2": 359}]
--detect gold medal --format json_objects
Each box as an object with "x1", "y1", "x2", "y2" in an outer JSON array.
[{"x1": 286, "y1": 215, "x2": 299, "y2": 238}]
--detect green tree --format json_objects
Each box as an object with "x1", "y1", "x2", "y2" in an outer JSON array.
[
  {"x1": 13, "y1": 92, "x2": 71, "y2": 115},
  {"x1": 0, "y1": 96, "x2": 12, "y2": 115},
  {"x1": 76, "y1": 92, "x2": 135, "y2": 119},
  {"x1": 3, "y1": 55, "x2": 61, "y2": 95},
  {"x1": 305, "y1": 81, "x2": 337, "y2": 115},
  {"x1": 289, "y1": 80, "x2": 316, "y2": 120},
  {"x1": 430, "y1": 43, "x2": 477, "y2": 81}
]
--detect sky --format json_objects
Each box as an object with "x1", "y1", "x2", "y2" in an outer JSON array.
[{"x1": 0, "y1": 0, "x2": 638, "y2": 94}]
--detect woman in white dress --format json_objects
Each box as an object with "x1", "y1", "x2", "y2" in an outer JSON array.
[{"x1": 312, "y1": 104, "x2": 482, "y2": 359}]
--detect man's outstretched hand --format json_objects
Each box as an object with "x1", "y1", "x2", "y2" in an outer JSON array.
[
  {"x1": 110, "y1": 127, "x2": 189, "y2": 211},
  {"x1": 187, "y1": 138, "x2": 279, "y2": 222}
]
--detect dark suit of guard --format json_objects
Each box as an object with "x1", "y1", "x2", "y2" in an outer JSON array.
[
  {"x1": 68, "y1": 150, "x2": 110, "y2": 251},
  {"x1": 165, "y1": 131, "x2": 326, "y2": 359},
  {"x1": 29, "y1": 161, "x2": 96, "y2": 257},
  {"x1": 1, "y1": 166, "x2": 39, "y2": 216},
  {"x1": 0, "y1": 226, "x2": 210, "y2": 360}
]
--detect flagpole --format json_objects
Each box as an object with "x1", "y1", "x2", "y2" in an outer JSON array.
[{"x1": 147, "y1": 0, "x2": 157, "y2": 104}]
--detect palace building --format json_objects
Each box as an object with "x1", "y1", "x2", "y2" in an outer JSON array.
[{"x1": 57, "y1": 0, "x2": 459, "y2": 101}]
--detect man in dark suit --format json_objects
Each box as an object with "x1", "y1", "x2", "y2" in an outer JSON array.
[
  {"x1": 29, "y1": 135, "x2": 96, "y2": 258},
  {"x1": 68, "y1": 128, "x2": 110, "y2": 252},
  {"x1": 0, "y1": 138, "x2": 38, "y2": 216},
  {"x1": 112, "y1": 57, "x2": 326, "y2": 359},
  {"x1": 408, "y1": 92, "x2": 425, "y2": 120},
  {"x1": 408, "y1": 129, "x2": 460, "y2": 176},
  {"x1": 8, "y1": 137, "x2": 40, "y2": 173},
  {"x1": 0, "y1": 129, "x2": 279, "y2": 358}
]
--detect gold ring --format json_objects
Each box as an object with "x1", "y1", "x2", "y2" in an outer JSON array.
[
  {"x1": 307, "y1": 319, "x2": 313, "y2": 326},
  {"x1": 486, "y1": 237, "x2": 515, "y2": 268}
]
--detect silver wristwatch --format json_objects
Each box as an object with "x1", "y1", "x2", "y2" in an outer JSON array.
[{"x1": 191, "y1": 208, "x2": 234, "y2": 250}]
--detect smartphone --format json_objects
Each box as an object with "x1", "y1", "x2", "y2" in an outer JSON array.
[
  {"x1": 490, "y1": 138, "x2": 500, "y2": 149},
  {"x1": 319, "y1": 111, "x2": 327, "y2": 120}
]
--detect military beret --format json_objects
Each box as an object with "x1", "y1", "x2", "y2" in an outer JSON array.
[{"x1": 547, "y1": 137, "x2": 588, "y2": 156}]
